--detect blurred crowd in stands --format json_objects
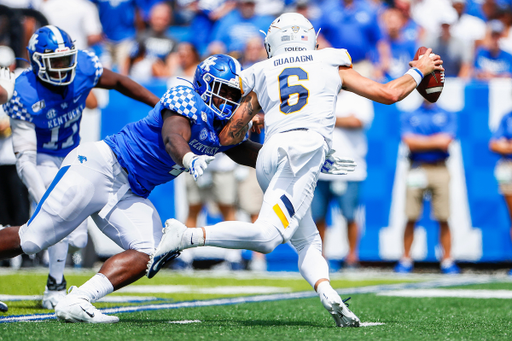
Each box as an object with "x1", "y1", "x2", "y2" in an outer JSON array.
[
  {"x1": 1, "y1": 0, "x2": 512, "y2": 273},
  {"x1": 0, "y1": 0, "x2": 510, "y2": 82}
]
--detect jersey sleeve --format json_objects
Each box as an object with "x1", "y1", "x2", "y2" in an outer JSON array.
[
  {"x1": 320, "y1": 48, "x2": 353, "y2": 68},
  {"x1": 239, "y1": 67, "x2": 256, "y2": 96},
  {"x1": 2, "y1": 90, "x2": 33, "y2": 122},
  {"x1": 79, "y1": 50, "x2": 104, "y2": 87},
  {"x1": 160, "y1": 86, "x2": 200, "y2": 123}
]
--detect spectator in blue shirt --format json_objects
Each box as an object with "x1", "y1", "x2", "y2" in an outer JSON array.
[
  {"x1": 187, "y1": 0, "x2": 237, "y2": 57},
  {"x1": 395, "y1": 100, "x2": 460, "y2": 275},
  {"x1": 313, "y1": 0, "x2": 384, "y2": 77},
  {"x1": 90, "y1": 0, "x2": 144, "y2": 72},
  {"x1": 489, "y1": 111, "x2": 512, "y2": 276},
  {"x1": 208, "y1": 0, "x2": 273, "y2": 57},
  {"x1": 474, "y1": 19, "x2": 512, "y2": 79},
  {"x1": 373, "y1": 7, "x2": 417, "y2": 82}
]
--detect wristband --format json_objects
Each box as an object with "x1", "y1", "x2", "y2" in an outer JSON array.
[
  {"x1": 247, "y1": 121, "x2": 253, "y2": 131},
  {"x1": 405, "y1": 67, "x2": 424, "y2": 87},
  {"x1": 182, "y1": 152, "x2": 195, "y2": 170}
]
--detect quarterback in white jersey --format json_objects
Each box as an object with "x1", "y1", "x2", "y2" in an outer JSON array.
[
  {"x1": 240, "y1": 48, "x2": 352, "y2": 148},
  {"x1": 148, "y1": 12, "x2": 443, "y2": 328}
]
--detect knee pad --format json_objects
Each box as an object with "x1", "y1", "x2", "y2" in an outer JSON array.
[
  {"x1": 291, "y1": 232, "x2": 322, "y2": 254},
  {"x1": 69, "y1": 234, "x2": 88, "y2": 249},
  {"x1": 20, "y1": 240, "x2": 43, "y2": 255}
]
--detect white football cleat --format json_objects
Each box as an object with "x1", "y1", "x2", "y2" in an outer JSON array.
[
  {"x1": 320, "y1": 289, "x2": 360, "y2": 327},
  {"x1": 42, "y1": 275, "x2": 67, "y2": 310},
  {"x1": 55, "y1": 287, "x2": 119, "y2": 323},
  {"x1": 146, "y1": 218, "x2": 187, "y2": 278},
  {"x1": 42, "y1": 287, "x2": 67, "y2": 310}
]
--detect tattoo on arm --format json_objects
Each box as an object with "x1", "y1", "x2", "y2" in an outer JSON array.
[{"x1": 229, "y1": 93, "x2": 256, "y2": 139}]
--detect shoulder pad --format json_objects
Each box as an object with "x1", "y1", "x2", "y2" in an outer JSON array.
[
  {"x1": 78, "y1": 50, "x2": 103, "y2": 86},
  {"x1": 160, "y1": 86, "x2": 201, "y2": 122}
]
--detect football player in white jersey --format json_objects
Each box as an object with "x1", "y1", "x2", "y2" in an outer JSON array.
[
  {"x1": 148, "y1": 12, "x2": 443, "y2": 327},
  {"x1": 0, "y1": 65, "x2": 15, "y2": 314}
]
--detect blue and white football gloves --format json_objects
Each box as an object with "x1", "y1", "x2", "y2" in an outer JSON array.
[
  {"x1": 182, "y1": 152, "x2": 215, "y2": 181},
  {"x1": 321, "y1": 150, "x2": 356, "y2": 175}
]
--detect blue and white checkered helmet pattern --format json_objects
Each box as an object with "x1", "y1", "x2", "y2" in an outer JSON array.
[
  {"x1": 161, "y1": 86, "x2": 199, "y2": 122},
  {"x1": 193, "y1": 54, "x2": 242, "y2": 120},
  {"x1": 27, "y1": 25, "x2": 78, "y2": 86}
]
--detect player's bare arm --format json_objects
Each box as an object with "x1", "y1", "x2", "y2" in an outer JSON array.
[
  {"x1": 224, "y1": 139, "x2": 262, "y2": 168},
  {"x1": 161, "y1": 108, "x2": 192, "y2": 167},
  {"x1": 219, "y1": 91, "x2": 261, "y2": 146},
  {"x1": 95, "y1": 68, "x2": 160, "y2": 107},
  {"x1": 340, "y1": 48, "x2": 443, "y2": 104}
]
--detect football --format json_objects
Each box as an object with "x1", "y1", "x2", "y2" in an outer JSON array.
[{"x1": 413, "y1": 46, "x2": 444, "y2": 103}]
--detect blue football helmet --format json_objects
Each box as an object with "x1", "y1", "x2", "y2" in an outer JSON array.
[
  {"x1": 27, "y1": 25, "x2": 78, "y2": 86},
  {"x1": 193, "y1": 54, "x2": 242, "y2": 120}
]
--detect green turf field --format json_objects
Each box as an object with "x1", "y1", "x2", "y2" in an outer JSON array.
[{"x1": 1, "y1": 269, "x2": 511, "y2": 341}]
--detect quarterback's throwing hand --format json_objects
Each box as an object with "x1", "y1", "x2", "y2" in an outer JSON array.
[
  {"x1": 183, "y1": 152, "x2": 215, "y2": 181},
  {"x1": 0, "y1": 67, "x2": 15, "y2": 102},
  {"x1": 321, "y1": 150, "x2": 356, "y2": 175}
]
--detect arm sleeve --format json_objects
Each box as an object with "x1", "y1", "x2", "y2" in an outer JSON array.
[
  {"x1": 239, "y1": 67, "x2": 256, "y2": 96},
  {"x1": 10, "y1": 118, "x2": 46, "y2": 203}
]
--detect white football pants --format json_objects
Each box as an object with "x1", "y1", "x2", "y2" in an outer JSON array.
[
  {"x1": 19, "y1": 141, "x2": 162, "y2": 257},
  {"x1": 203, "y1": 130, "x2": 330, "y2": 288}
]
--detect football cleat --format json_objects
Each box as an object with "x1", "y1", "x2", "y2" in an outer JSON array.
[
  {"x1": 55, "y1": 286, "x2": 119, "y2": 323},
  {"x1": 0, "y1": 301, "x2": 7, "y2": 312},
  {"x1": 146, "y1": 219, "x2": 187, "y2": 278},
  {"x1": 41, "y1": 275, "x2": 67, "y2": 309},
  {"x1": 320, "y1": 288, "x2": 360, "y2": 327}
]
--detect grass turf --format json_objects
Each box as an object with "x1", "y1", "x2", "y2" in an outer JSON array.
[{"x1": 1, "y1": 271, "x2": 511, "y2": 341}]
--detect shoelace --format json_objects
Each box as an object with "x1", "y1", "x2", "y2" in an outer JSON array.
[{"x1": 342, "y1": 297, "x2": 351, "y2": 308}]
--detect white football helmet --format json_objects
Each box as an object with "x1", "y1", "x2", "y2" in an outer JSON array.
[{"x1": 264, "y1": 13, "x2": 318, "y2": 58}]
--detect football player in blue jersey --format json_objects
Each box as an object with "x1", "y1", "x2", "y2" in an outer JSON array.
[
  {"x1": 2, "y1": 25, "x2": 160, "y2": 310},
  {"x1": 0, "y1": 53, "x2": 262, "y2": 323},
  {"x1": 0, "y1": 65, "x2": 15, "y2": 314}
]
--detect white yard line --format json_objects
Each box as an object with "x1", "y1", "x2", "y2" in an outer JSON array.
[{"x1": 0, "y1": 275, "x2": 503, "y2": 323}]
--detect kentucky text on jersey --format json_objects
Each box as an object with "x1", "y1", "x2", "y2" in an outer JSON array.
[
  {"x1": 274, "y1": 54, "x2": 313, "y2": 66},
  {"x1": 104, "y1": 85, "x2": 247, "y2": 198},
  {"x1": 189, "y1": 139, "x2": 219, "y2": 155},
  {"x1": 47, "y1": 105, "x2": 84, "y2": 129}
]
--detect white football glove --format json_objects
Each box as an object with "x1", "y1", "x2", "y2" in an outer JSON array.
[
  {"x1": 321, "y1": 150, "x2": 356, "y2": 175},
  {"x1": 0, "y1": 67, "x2": 15, "y2": 102},
  {"x1": 182, "y1": 152, "x2": 215, "y2": 181}
]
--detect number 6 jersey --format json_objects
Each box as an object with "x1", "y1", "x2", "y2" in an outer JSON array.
[{"x1": 239, "y1": 48, "x2": 352, "y2": 147}]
